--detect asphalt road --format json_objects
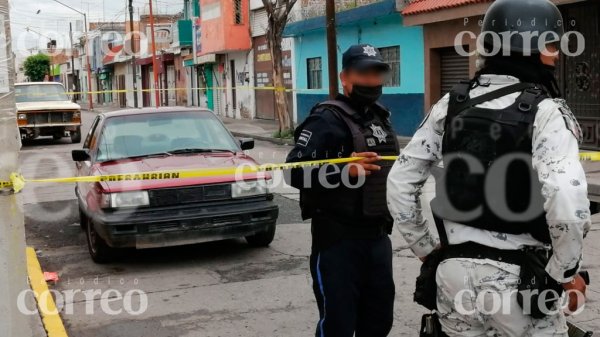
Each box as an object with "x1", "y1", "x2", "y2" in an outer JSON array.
[
  {"x1": 19, "y1": 110, "x2": 600, "y2": 336},
  {"x1": 20, "y1": 110, "x2": 321, "y2": 337}
]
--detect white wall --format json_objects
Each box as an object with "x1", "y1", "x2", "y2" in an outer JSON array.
[
  {"x1": 250, "y1": 0, "x2": 264, "y2": 10},
  {"x1": 124, "y1": 63, "x2": 143, "y2": 108},
  {"x1": 225, "y1": 51, "x2": 255, "y2": 119}
]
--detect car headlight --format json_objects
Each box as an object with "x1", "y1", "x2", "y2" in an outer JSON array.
[
  {"x1": 231, "y1": 179, "x2": 269, "y2": 198},
  {"x1": 73, "y1": 111, "x2": 81, "y2": 119},
  {"x1": 100, "y1": 191, "x2": 150, "y2": 208},
  {"x1": 18, "y1": 114, "x2": 27, "y2": 120}
]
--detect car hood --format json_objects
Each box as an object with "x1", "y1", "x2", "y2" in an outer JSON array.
[
  {"x1": 17, "y1": 101, "x2": 81, "y2": 111},
  {"x1": 94, "y1": 153, "x2": 269, "y2": 193}
]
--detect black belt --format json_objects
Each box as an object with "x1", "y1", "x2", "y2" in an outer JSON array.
[{"x1": 443, "y1": 242, "x2": 525, "y2": 266}]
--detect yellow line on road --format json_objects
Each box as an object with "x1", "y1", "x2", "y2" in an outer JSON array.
[{"x1": 26, "y1": 247, "x2": 69, "y2": 337}]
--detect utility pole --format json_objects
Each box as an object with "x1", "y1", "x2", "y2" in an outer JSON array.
[
  {"x1": 325, "y1": 0, "x2": 338, "y2": 99},
  {"x1": 129, "y1": 0, "x2": 139, "y2": 108},
  {"x1": 148, "y1": 0, "x2": 161, "y2": 107},
  {"x1": 0, "y1": 0, "x2": 32, "y2": 336},
  {"x1": 69, "y1": 22, "x2": 78, "y2": 102},
  {"x1": 83, "y1": 13, "x2": 94, "y2": 110}
]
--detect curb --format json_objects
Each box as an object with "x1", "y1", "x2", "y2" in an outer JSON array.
[
  {"x1": 26, "y1": 247, "x2": 69, "y2": 337},
  {"x1": 230, "y1": 131, "x2": 295, "y2": 146}
]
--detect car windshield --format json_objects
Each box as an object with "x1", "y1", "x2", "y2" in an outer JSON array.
[
  {"x1": 15, "y1": 84, "x2": 70, "y2": 103},
  {"x1": 95, "y1": 111, "x2": 240, "y2": 162}
]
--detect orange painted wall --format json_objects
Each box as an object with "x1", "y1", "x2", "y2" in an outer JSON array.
[{"x1": 199, "y1": 0, "x2": 251, "y2": 55}]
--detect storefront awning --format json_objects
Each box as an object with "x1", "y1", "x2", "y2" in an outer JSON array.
[
  {"x1": 195, "y1": 53, "x2": 216, "y2": 65},
  {"x1": 184, "y1": 58, "x2": 195, "y2": 67}
]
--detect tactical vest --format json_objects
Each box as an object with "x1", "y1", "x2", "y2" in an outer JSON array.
[
  {"x1": 430, "y1": 80, "x2": 552, "y2": 244},
  {"x1": 301, "y1": 100, "x2": 399, "y2": 222}
]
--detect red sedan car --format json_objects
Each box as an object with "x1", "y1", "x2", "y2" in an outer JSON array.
[{"x1": 72, "y1": 108, "x2": 279, "y2": 263}]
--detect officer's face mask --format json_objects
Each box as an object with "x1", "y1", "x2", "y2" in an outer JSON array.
[{"x1": 350, "y1": 84, "x2": 383, "y2": 107}]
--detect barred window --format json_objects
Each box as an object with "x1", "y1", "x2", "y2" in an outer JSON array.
[
  {"x1": 379, "y1": 46, "x2": 400, "y2": 87},
  {"x1": 307, "y1": 57, "x2": 322, "y2": 89},
  {"x1": 234, "y1": 0, "x2": 243, "y2": 24}
]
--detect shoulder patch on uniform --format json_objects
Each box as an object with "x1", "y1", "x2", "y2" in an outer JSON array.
[
  {"x1": 297, "y1": 129, "x2": 312, "y2": 147},
  {"x1": 554, "y1": 99, "x2": 583, "y2": 143}
]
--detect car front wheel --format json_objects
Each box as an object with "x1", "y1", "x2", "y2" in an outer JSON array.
[
  {"x1": 245, "y1": 224, "x2": 276, "y2": 247},
  {"x1": 85, "y1": 218, "x2": 121, "y2": 263}
]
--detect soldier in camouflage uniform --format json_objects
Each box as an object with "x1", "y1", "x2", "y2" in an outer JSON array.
[{"x1": 387, "y1": 0, "x2": 590, "y2": 335}]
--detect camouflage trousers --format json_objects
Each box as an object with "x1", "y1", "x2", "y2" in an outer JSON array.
[{"x1": 436, "y1": 258, "x2": 568, "y2": 337}]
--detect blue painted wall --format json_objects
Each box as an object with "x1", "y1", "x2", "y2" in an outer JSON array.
[{"x1": 287, "y1": 3, "x2": 425, "y2": 136}]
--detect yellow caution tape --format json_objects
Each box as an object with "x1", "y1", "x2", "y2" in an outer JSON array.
[
  {"x1": 9, "y1": 173, "x2": 26, "y2": 193},
  {"x1": 0, "y1": 156, "x2": 367, "y2": 194},
  {"x1": 2, "y1": 153, "x2": 599, "y2": 193}
]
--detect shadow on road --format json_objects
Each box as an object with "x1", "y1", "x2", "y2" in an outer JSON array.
[{"x1": 21, "y1": 137, "x2": 73, "y2": 148}]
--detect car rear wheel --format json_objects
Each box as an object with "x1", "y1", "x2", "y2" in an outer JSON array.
[
  {"x1": 71, "y1": 127, "x2": 81, "y2": 143},
  {"x1": 245, "y1": 224, "x2": 276, "y2": 247},
  {"x1": 85, "y1": 217, "x2": 121, "y2": 264}
]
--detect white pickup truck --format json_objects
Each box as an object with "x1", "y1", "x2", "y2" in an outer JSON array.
[{"x1": 15, "y1": 82, "x2": 82, "y2": 143}]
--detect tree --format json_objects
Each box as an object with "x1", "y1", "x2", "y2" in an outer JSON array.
[
  {"x1": 262, "y1": 0, "x2": 298, "y2": 134},
  {"x1": 23, "y1": 54, "x2": 50, "y2": 82}
]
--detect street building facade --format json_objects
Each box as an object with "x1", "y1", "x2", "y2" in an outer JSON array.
[
  {"x1": 402, "y1": 0, "x2": 600, "y2": 148},
  {"x1": 196, "y1": 0, "x2": 253, "y2": 118},
  {"x1": 284, "y1": 0, "x2": 425, "y2": 136}
]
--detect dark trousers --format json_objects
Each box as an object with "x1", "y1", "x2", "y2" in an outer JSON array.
[{"x1": 310, "y1": 235, "x2": 395, "y2": 337}]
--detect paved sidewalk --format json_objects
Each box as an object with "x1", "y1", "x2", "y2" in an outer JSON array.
[
  {"x1": 26, "y1": 279, "x2": 53, "y2": 337},
  {"x1": 580, "y1": 161, "x2": 600, "y2": 204},
  {"x1": 221, "y1": 116, "x2": 294, "y2": 145}
]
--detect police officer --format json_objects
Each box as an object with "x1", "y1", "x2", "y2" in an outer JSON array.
[
  {"x1": 387, "y1": 0, "x2": 590, "y2": 335},
  {"x1": 285, "y1": 44, "x2": 399, "y2": 337}
]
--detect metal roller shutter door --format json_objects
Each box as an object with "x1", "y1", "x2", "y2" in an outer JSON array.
[{"x1": 440, "y1": 47, "x2": 470, "y2": 97}]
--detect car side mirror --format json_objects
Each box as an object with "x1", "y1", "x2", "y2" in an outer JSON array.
[
  {"x1": 72, "y1": 149, "x2": 90, "y2": 162},
  {"x1": 239, "y1": 138, "x2": 255, "y2": 151}
]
